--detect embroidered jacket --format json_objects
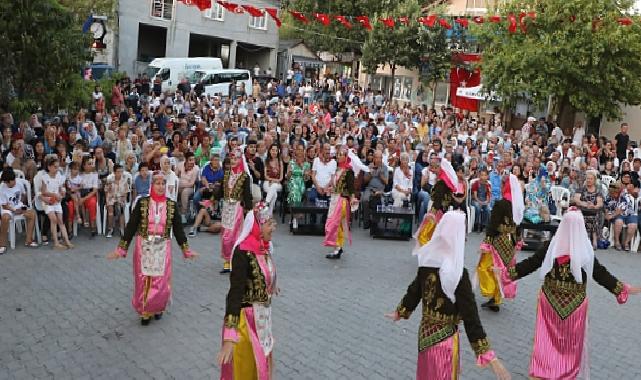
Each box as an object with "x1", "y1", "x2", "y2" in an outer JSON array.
[
  {"x1": 396, "y1": 267, "x2": 492, "y2": 357},
  {"x1": 118, "y1": 197, "x2": 189, "y2": 252},
  {"x1": 430, "y1": 180, "x2": 453, "y2": 212},
  {"x1": 224, "y1": 248, "x2": 273, "y2": 330},
  {"x1": 509, "y1": 241, "x2": 626, "y2": 319},
  {"x1": 334, "y1": 169, "x2": 355, "y2": 198},
  {"x1": 223, "y1": 170, "x2": 253, "y2": 211},
  {"x1": 509, "y1": 242, "x2": 624, "y2": 319}
]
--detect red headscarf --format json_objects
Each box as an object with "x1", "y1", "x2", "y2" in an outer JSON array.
[
  {"x1": 238, "y1": 202, "x2": 271, "y2": 255},
  {"x1": 337, "y1": 147, "x2": 352, "y2": 170},
  {"x1": 150, "y1": 172, "x2": 167, "y2": 203},
  {"x1": 230, "y1": 148, "x2": 245, "y2": 174}
]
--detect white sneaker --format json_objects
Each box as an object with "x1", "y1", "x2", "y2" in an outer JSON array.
[
  {"x1": 188, "y1": 227, "x2": 197, "y2": 237},
  {"x1": 106, "y1": 228, "x2": 113, "y2": 238},
  {"x1": 292, "y1": 218, "x2": 298, "y2": 229}
]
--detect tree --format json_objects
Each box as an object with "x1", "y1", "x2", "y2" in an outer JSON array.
[
  {"x1": 361, "y1": 0, "x2": 448, "y2": 99},
  {"x1": 0, "y1": 0, "x2": 93, "y2": 116},
  {"x1": 282, "y1": 0, "x2": 386, "y2": 54},
  {"x1": 417, "y1": 27, "x2": 449, "y2": 108},
  {"x1": 472, "y1": 0, "x2": 641, "y2": 122}
]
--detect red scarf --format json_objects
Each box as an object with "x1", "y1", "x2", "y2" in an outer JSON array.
[
  {"x1": 239, "y1": 222, "x2": 269, "y2": 255},
  {"x1": 150, "y1": 184, "x2": 166, "y2": 203}
]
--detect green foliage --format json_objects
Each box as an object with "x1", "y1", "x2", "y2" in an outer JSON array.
[
  {"x1": 361, "y1": 0, "x2": 450, "y2": 100},
  {"x1": 0, "y1": 0, "x2": 93, "y2": 118},
  {"x1": 284, "y1": 0, "x2": 386, "y2": 54},
  {"x1": 472, "y1": 0, "x2": 641, "y2": 119}
]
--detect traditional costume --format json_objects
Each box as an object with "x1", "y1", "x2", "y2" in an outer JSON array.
[
  {"x1": 220, "y1": 148, "x2": 253, "y2": 273},
  {"x1": 323, "y1": 148, "x2": 361, "y2": 259},
  {"x1": 476, "y1": 174, "x2": 525, "y2": 311},
  {"x1": 414, "y1": 158, "x2": 458, "y2": 251},
  {"x1": 221, "y1": 202, "x2": 277, "y2": 380},
  {"x1": 395, "y1": 211, "x2": 501, "y2": 379},
  {"x1": 509, "y1": 210, "x2": 632, "y2": 379},
  {"x1": 116, "y1": 172, "x2": 194, "y2": 325}
]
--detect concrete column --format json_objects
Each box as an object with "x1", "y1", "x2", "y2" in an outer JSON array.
[
  {"x1": 228, "y1": 40, "x2": 237, "y2": 69},
  {"x1": 268, "y1": 48, "x2": 277, "y2": 74}
]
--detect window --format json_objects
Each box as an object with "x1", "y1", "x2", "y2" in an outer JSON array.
[
  {"x1": 151, "y1": 0, "x2": 174, "y2": 20},
  {"x1": 249, "y1": 15, "x2": 267, "y2": 30},
  {"x1": 159, "y1": 68, "x2": 170, "y2": 81},
  {"x1": 204, "y1": 3, "x2": 224, "y2": 21}
]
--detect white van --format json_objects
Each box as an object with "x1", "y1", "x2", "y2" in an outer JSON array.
[
  {"x1": 197, "y1": 69, "x2": 252, "y2": 98},
  {"x1": 145, "y1": 57, "x2": 223, "y2": 92}
]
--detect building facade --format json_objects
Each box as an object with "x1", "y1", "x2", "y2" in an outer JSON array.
[{"x1": 117, "y1": 0, "x2": 279, "y2": 75}]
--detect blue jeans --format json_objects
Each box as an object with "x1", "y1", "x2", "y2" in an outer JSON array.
[
  {"x1": 418, "y1": 190, "x2": 430, "y2": 222},
  {"x1": 473, "y1": 201, "x2": 490, "y2": 228}
]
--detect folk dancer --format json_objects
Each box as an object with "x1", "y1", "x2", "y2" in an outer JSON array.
[
  {"x1": 218, "y1": 202, "x2": 278, "y2": 380},
  {"x1": 387, "y1": 211, "x2": 511, "y2": 380},
  {"x1": 476, "y1": 174, "x2": 525, "y2": 312},
  {"x1": 107, "y1": 171, "x2": 198, "y2": 325},
  {"x1": 324, "y1": 147, "x2": 366, "y2": 259},
  {"x1": 220, "y1": 148, "x2": 252, "y2": 274},
  {"x1": 507, "y1": 209, "x2": 640, "y2": 379},
  {"x1": 414, "y1": 158, "x2": 458, "y2": 251}
]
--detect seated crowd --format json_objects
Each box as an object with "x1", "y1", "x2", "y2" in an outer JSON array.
[{"x1": 0, "y1": 75, "x2": 638, "y2": 254}]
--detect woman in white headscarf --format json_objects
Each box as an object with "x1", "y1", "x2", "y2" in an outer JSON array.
[
  {"x1": 476, "y1": 174, "x2": 524, "y2": 312},
  {"x1": 508, "y1": 209, "x2": 640, "y2": 379},
  {"x1": 387, "y1": 211, "x2": 511, "y2": 380}
]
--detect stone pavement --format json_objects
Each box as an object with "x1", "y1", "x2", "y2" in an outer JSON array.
[{"x1": 1, "y1": 222, "x2": 640, "y2": 380}]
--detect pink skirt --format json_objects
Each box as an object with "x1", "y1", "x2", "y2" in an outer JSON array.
[
  {"x1": 529, "y1": 291, "x2": 589, "y2": 380},
  {"x1": 417, "y1": 333, "x2": 460, "y2": 380},
  {"x1": 131, "y1": 237, "x2": 172, "y2": 317}
]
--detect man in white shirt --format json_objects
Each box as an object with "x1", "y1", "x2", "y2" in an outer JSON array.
[
  {"x1": 0, "y1": 168, "x2": 36, "y2": 253},
  {"x1": 311, "y1": 143, "x2": 337, "y2": 201}
]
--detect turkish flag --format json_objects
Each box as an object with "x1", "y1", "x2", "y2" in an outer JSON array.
[
  {"x1": 356, "y1": 15, "x2": 372, "y2": 30},
  {"x1": 265, "y1": 8, "x2": 281, "y2": 27},
  {"x1": 315, "y1": 13, "x2": 331, "y2": 26},
  {"x1": 241, "y1": 5, "x2": 264, "y2": 17},
  {"x1": 289, "y1": 11, "x2": 308, "y2": 24},
  {"x1": 449, "y1": 53, "x2": 482, "y2": 112}
]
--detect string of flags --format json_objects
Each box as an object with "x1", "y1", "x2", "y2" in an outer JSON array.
[{"x1": 178, "y1": 1, "x2": 637, "y2": 33}]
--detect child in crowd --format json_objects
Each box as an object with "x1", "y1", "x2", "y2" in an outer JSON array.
[
  {"x1": 41, "y1": 156, "x2": 73, "y2": 249},
  {"x1": 472, "y1": 168, "x2": 492, "y2": 232},
  {"x1": 105, "y1": 164, "x2": 130, "y2": 238},
  {"x1": 133, "y1": 162, "x2": 150, "y2": 201},
  {"x1": 80, "y1": 157, "x2": 99, "y2": 237},
  {"x1": 66, "y1": 161, "x2": 83, "y2": 233},
  {"x1": 0, "y1": 168, "x2": 37, "y2": 254}
]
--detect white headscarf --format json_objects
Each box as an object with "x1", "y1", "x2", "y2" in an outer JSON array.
[
  {"x1": 539, "y1": 210, "x2": 594, "y2": 283},
  {"x1": 414, "y1": 211, "x2": 466, "y2": 303},
  {"x1": 507, "y1": 174, "x2": 525, "y2": 225}
]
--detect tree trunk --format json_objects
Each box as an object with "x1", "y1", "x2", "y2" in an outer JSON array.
[
  {"x1": 390, "y1": 63, "x2": 396, "y2": 100},
  {"x1": 430, "y1": 81, "x2": 437, "y2": 109}
]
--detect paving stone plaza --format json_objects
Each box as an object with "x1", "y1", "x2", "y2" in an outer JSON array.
[{"x1": 0, "y1": 226, "x2": 640, "y2": 379}]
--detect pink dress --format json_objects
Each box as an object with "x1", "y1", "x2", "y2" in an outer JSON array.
[{"x1": 117, "y1": 198, "x2": 193, "y2": 318}]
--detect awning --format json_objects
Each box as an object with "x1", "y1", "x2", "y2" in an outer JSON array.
[
  {"x1": 292, "y1": 55, "x2": 323, "y2": 68},
  {"x1": 455, "y1": 85, "x2": 501, "y2": 101}
]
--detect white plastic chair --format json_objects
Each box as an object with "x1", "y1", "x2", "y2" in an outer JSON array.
[
  {"x1": 9, "y1": 178, "x2": 41, "y2": 249},
  {"x1": 601, "y1": 175, "x2": 615, "y2": 189},
  {"x1": 633, "y1": 147, "x2": 640, "y2": 159},
  {"x1": 13, "y1": 169, "x2": 25, "y2": 180},
  {"x1": 549, "y1": 186, "x2": 571, "y2": 221}
]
